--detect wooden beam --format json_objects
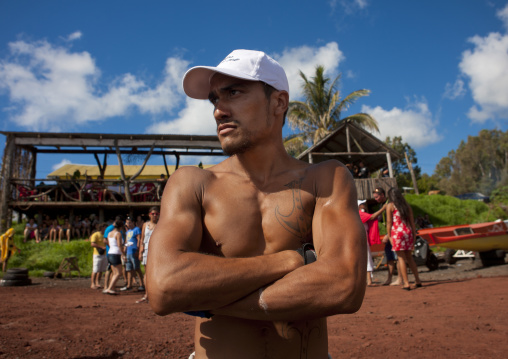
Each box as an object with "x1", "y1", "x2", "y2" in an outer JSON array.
[
  {"x1": 13, "y1": 137, "x2": 222, "y2": 149},
  {"x1": 33, "y1": 149, "x2": 224, "y2": 156}
]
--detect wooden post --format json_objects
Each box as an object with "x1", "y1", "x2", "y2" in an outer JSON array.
[
  {"x1": 346, "y1": 125, "x2": 351, "y2": 152},
  {"x1": 404, "y1": 152, "x2": 419, "y2": 195},
  {"x1": 0, "y1": 135, "x2": 16, "y2": 233},
  {"x1": 162, "y1": 152, "x2": 170, "y2": 177},
  {"x1": 174, "y1": 152, "x2": 180, "y2": 171},
  {"x1": 115, "y1": 139, "x2": 132, "y2": 202},
  {"x1": 386, "y1": 152, "x2": 393, "y2": 178}
]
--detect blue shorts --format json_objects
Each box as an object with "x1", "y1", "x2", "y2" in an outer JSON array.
[
  {"x1": 125, "y1": 254, "x2": 140, "y2": 271},
  {"x1": 384, "y1": 242, "x2": 397, "y2": 261}
]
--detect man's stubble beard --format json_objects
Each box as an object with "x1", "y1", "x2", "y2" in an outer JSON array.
[
  {"x1": 219, "y1": 101, "x2": 271, "y2": 157},
  {"x1": 220, "y1": 130, "x2": 254, "y2": 157}
]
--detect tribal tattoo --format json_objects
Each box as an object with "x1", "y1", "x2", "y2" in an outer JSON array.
[{"x1": 275, "y1": 178, "x2": 313, "y2": 240}]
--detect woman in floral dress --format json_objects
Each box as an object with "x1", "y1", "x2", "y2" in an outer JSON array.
[{"x1": 384, "y1": 188, "x2": 422, "y2": 290}]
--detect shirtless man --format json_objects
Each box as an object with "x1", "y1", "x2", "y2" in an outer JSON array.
[{"x1": 147, "y1": 49, "x2": 367, "y2": 359}]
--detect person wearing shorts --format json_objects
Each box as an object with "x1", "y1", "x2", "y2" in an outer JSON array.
[
  {"x1": 103, "y1": 219, "x2": 125, "y2": 295},
  {"x1": 90, "y1": 223, "x2": 108, "y2": 289},
  {"x1": 121, "y1": 217, "x2": 145, "y2": 292}
]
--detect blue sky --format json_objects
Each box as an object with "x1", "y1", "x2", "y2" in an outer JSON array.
[{"x1": 1, "y1": 0, "x2": 508, "y2": 178}]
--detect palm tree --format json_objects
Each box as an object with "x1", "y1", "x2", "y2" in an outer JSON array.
[{"x1": 287, "y1": 66, "x2": 379, "y2": 145}]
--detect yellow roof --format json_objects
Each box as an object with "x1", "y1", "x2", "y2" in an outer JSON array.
[{"x1": 48, "y1": 164, "x2": 213, "y2": 180}]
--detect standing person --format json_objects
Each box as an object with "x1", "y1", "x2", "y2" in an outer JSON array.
[
  {"x1": 103, "y1": 215, "x2": 126, "y2": 289},
  {"x1": 121, "y1": 217, "x2": 145, "y2": 292},
  {"x1": 358, "y1": 201, "x2": 387, "y2": 286},
  {"x1": 135, "y1": 215, "x2": 144, "y2": 231},
  {"x1": 1, "y1": 228, "x2": 19, "y2": 272},
  {"x1": 24, "y1": 218, "x2": 39, "y2": 243},
  {"x1": 90, "y1": 223, "x2": 108, "y2": 289},
  {"x1": 103, "y1": 219, "x2": 125, "y2": 295},
  {"x1": 136, "y1": 206, "x2": 159, "y2": 304},
  {"x1": 372, "y1": 187, "x2": 400, "y2": 286},
  {"x1": 147, "y1": 49, "x2": 367, "y2": 359},
  {"x1": 385, "y1": 188, "x2": 423, "y2": 290}
]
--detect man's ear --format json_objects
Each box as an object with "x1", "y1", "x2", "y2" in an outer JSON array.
[{"x1": 272, "y1": 90, "x2": 289, "y2": 117}]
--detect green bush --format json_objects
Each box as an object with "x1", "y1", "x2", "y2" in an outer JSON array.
[
  {"x1": 406, "y1": 194, "x2": 504, "y2": 227},
  {"x1": 3, "y1": 223, "x2": 94, "y2": 277}
]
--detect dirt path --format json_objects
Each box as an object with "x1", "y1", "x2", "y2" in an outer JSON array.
[{"x1": 1, "y1": 259, "x2": 507, "y2": 358}]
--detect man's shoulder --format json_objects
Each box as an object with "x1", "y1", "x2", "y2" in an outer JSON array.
[
  {"x1": 170, "y1": 165, "x2": 217, "y2": 184},
  {"x1": 90, "y1": 232, "x2": 101, "y2": 242},
  {"x1": 305, "y1": 159, "x2": 349, "y2": 178}
]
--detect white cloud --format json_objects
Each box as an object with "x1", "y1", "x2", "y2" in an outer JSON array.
[
  {"x1": 273, "y1": 42, "x2": 345, "y2": 99},
  {"x1": 459, "y1": 32, "x2": 508, "y2": 123},
  {"x1": 362, "y1": 99, "x2": 442, "y2": 148},
  {"x1": 443, "y1": 78, "x2": 466, "y2": 99},
  {"x1": 330, "y1": 0, "x2": 369, "y2": 14},
  {"x1": 146, "y1": 98, "x2": 215, "y2": 135},
  {"x1": 66, "y1": 31, "x2": 82, "y2": 42},
  {"x1": 0, "y1": 38, "x2": 188, "y2": 131},
  {"x1": 52, "y1": 158, "x2": 72, "y2": 171},
  {"x1": 147, "y1": 42, "x2": 345, "y2": 134},
  {"x1": 497, "y1": 3, "x2": 508, "y2": 30}
]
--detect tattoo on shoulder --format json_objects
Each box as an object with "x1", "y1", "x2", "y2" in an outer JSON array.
[{"x1": 275, "y1": 178, "x2": 313, "y2": 240}]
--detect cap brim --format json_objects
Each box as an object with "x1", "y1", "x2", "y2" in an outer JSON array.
[{"x1": 182, "y1": 66, "x2": 258, "y2": 99}]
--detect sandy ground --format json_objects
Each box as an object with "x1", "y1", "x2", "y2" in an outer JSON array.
[{"x1": 1, "y1": 257, "x2": 508, "y2": 359}]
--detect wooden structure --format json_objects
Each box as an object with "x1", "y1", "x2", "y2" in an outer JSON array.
[
  {"x1": 55, "y1": 256, "x2": 81, "y2": 278},
  {"x1": 297, "y1": 122, "x2": 401, "y2": 199},
  {"x1": 0, "y1": 132, "x2": 223, "y2": 232},
  {"x1": 1, "y1": 127, "x2": 401, "y2": 232}
]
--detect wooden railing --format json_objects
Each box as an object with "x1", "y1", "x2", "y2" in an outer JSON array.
[
  {"x1": 9, "y1": 177, "x2": 396, "y2": 205},
  {"x1": 9, "y1": 178, "x2": 163, "y2": 204}
]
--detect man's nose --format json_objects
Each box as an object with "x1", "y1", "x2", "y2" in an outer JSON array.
[{"x1": 213, "y1": 100, "x2": 231, "y2": 120}]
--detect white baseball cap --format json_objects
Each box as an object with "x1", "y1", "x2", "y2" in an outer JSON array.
[
  {"x1": 357, "y1": 200, "x2": 367, "y2": 206},
  {"x1": 182, "y1": 49, "x2": 289, "y2": 99}
]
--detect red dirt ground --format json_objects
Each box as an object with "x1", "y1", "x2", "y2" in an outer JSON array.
[{"x1": 1, "y1": 259, "x2": 508, "y2": 359}]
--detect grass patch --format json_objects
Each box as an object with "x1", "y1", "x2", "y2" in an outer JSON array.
[
  {"x1": 2, "y1": 194, "x2": 506, "y2": 277},
  {"x1": 3, "y1": 222, "x2": 94, "y2": 278},
  {"x1": 406, "y1": 194, "x2": 504, "y2": 227}
]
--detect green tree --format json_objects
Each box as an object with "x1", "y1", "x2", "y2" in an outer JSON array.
[
  {"x1": 283, "y1": 134, "x2": 308, "y2": 158},
  {"x1": 287, "y1": 66, "x2": 379, "y2": 145},
  {"x1": 434, "y1": 129, "x2": 508, "y2": 196},
  {"x1": 383, "y1": 136, "x2": 420, "y2": 189}
]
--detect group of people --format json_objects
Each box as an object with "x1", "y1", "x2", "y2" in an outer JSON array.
[
  {"x1": 23, "y1": 213, "x2": 149, "y2": 244},
  {"x1": 19, "y1": 49, "x2": 430, "y2": 358},
  {"x1": 89, "y1": 206, "x2": 159, "y2": 304},
  {"x1": 345, "y1": 161, "x2": 371, "y2": 179},
  {"x1": 23, "y1": 215, "x2": 82, "y2": 244},
  {"x1": 360, "y1": 187, "x2": 423, "y2": 290}
]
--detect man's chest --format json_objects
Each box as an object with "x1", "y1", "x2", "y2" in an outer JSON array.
[{"x1": 200, "y1": 177, "x2": 316, "y2": 257}]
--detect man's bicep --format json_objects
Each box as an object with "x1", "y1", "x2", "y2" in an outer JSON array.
[
  {"x1": 312, "y1": 163, "x2": 366, "y2": 262},
  {"x1": 148, "y1": 171, "x2": 204, "y2": 262}
]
